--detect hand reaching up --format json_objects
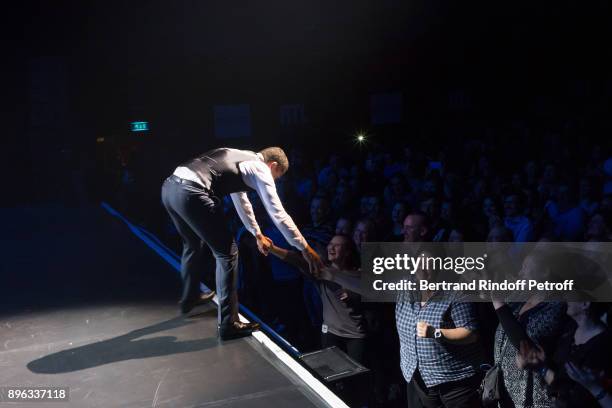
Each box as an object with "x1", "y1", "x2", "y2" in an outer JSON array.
[{"x1": 301, "y1": 245, "x2": 324, "y2": 278}]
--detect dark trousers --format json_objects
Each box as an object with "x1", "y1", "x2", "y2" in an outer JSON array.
[
  {"x1": 161, "y1": 177, "x2": 238, "y2": 328},
  {"x1": 410, "y1": 370, "x2": 482, "y2": 408},
  {"x1": 321, "y1": 332, "x2": 366, "y2": 365}
]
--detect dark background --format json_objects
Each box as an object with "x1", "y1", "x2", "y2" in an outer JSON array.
[{"x1": 2, "y1": 0, "x2": 611, "y2": 206}]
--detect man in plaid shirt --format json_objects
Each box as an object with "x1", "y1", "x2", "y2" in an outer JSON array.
[
  {"x1": 398, "y1": 212, "x2": 483, "y2": 408},
  {"x1": 396, "y1": 292, "x2": 483, "y2": 407}
]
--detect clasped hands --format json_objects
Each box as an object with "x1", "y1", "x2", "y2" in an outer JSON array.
[
  {"x1": 255, "y1": 233, "x2": 273, "y2": 256},
  {"x1": 255, "y1": 233, "x2": 323, "y2": 276}
]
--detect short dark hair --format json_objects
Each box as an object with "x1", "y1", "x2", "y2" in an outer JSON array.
[{"x1": 259, "y1": 147, "x2": 289, "y2": 173}]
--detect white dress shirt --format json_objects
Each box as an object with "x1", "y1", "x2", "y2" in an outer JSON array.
[{"x1": 173, "y1": 153, "x2": 307, "y2": 251}]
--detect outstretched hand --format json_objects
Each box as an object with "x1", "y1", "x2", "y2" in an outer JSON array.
[
  {"x1": 302, "y1": 245, "x2": 324, "y2": 278},
  {"x1": 256, "y1": 234, "x2": 273, "y2": 256}
]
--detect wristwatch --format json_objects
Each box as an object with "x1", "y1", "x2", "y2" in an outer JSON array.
[{"x1": 434, "y1": 328, "x2": 442, "y2": 339}]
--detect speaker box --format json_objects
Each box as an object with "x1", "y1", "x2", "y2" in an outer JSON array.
[{"x1": 299, "y1": 346, "x2": 370, "y2": 407}]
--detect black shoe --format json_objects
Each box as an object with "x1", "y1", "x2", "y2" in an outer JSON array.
[
  {"x1": 218, "y1": 321, "x2": 261, "y2": 340},
  {"x1": 179, "y1": 291, "x2": 216, "y2": 315}
]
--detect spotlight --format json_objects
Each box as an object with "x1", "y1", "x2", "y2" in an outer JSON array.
[
  {"x1": 352, "y1": 130, "x2": 371, "y2": 148},
  {"x1": 354, "y1": 132, "x2": 368, "y2": 144}
]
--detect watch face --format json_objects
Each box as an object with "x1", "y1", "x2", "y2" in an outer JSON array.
[{"x1": 434, "y1": 329, "x2": 442, "y2": 338}]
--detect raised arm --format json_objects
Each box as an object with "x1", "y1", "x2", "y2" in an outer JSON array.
[{"x1": 492, "y1": 301, "x2": 531, "y2": 349}]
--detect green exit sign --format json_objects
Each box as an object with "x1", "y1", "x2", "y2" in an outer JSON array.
[{"x1": 130, "y1": 121, "x2": 149, "y2": 132}]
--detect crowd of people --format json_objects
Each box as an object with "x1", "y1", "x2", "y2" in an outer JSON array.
[
  {"x1": 207, "y1": 134, "x2": 612, "y2": 408},
  {"x1": 104, "y1": 128, "x2": 612, "y2": 407}
]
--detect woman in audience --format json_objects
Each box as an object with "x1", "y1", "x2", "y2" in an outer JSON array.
[
  {"x1": 516, "y1": 300, "x2": 611, "y2": 408},
  {"x1": 492, "y1": 253, "x2": 568, "y2": 408},
  {"x1": 267, "y1": 234, "x2": 367, "y2": 364}
]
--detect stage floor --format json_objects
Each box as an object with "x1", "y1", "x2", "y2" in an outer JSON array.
[{"x1": 0, "y1": 206, "x2": 332, "y2": 407}]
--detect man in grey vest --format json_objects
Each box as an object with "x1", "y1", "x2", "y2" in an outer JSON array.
[{"x1": 161, "y1": 147, "x2": 323, "y2": 340}]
